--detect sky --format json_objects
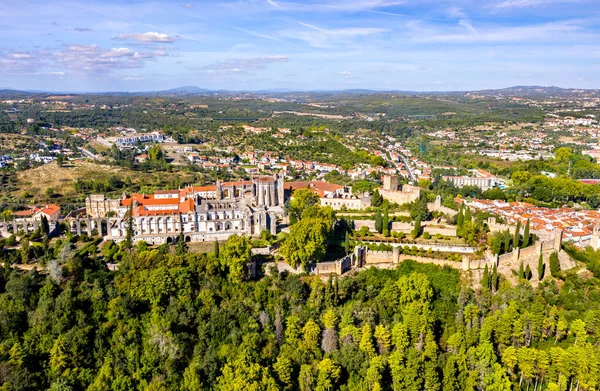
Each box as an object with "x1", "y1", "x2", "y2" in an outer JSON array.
[{"x1": 0, "y1": 0, "x2": 599, "y2": 92}]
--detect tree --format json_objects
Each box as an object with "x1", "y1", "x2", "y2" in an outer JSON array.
[
  {"x1": 371, "y1": 189, "x2": 383, "y2": 207},
  {"x1": 523, "y1": 219, "x2": 530, "y2": 247},
  {"x1": 504, "y1": 230, "x2": 512, "y2": 253},
  {"x1": 148, "y1": 144, "x2": 164, "y2": 161},
  {"x1": 456, "y1": 208, "x2": 464, "y2": 237},
  {"x1": 412, "y1": 217, "x2": 421, "y2": 239},
  {"x1": 514, "y1": 220, "x2": 522, "y2": 248},
  {"x1": 359, "y1": 324, "x2": 376, "y2": 358},
  {"x1": 316, "y1": 358, "x2": 340, "y2": 391},
  {"x1": 525, "y1": 264, "x2": 532, "y2": 280},
  {"x1": 382, "y1": 204, "x2": 390, "y2": 237},
  {"x1": 273, "y1": 355, "x2": 293, "y2": 390},
  {"x1": 344, "y1": 231, "x2": 350, "y2": 254},
  {"x1": 519, "y1": 262, "x2": 525, "y2": 280},
  {"x1": 280, "y1": 217, "x2": 330, "y2": 270},
  {"x1": 175, "y1": 232, "x2": 188, "y2": 255},
  {"x1": 216, "y1": 355, "x2": 278, "y2": 391},
  {"x1": 220, "y1": 235, "x2": 253, "y2": 282},
  {"x1": 302, "y1": 319, "x2": 321, "y2": 354},
  {"x1": 550, "y1": 252, "x2": 561, "y2": 276},
  {"x1": 374, "y1": 324, "x2": 391, "y2": 354},
  {"x1": 289, "y1": 188, "x2": 320, "y2": 224},
  {"x1": 20, "y1": 238, "x2": 30, "y2": 264},
  {"x1": 321, "y1": 310, "x2": 338, "y2": 353},
  {"x1": 443, "y1": 356, "x2": 460, "y2": 391},
  {"x1": 538, "y1": 253, "x2": 545, "y2": 280},
  {"x1": 482, "y1": 264, "x2": 490, "y2": 290},
  {"x1": 124, "y1": 202, "x2": 134, "y2": 250},
  {"x1": 375, "y1": 210, "x2": 383, "y2": 234},
  {"x1": 214, "y1": 240, "x2": 220, "y2": 259},
  {"x1": 40, "y1": 215, "x2": 50, "y2": 236}
]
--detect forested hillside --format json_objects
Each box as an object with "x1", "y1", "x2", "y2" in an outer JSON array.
[{"x1": 0, "y1": 240, "x2": 598, "y2": 390}]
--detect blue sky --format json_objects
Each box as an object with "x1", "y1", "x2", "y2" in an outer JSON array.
[{"x1": 0, "y1": 0, "x2": 599, "y2": 91}]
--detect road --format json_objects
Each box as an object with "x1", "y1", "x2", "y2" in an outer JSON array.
[
  {"x1": 78, "y1": 147, "x2": 99, "y2": 160},
  {"x1": 400, "y1": 153, "x2": 417, "y2": 183}
]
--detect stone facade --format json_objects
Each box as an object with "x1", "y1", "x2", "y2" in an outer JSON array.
[
  {"x1": 85, "y1": 194, "x2": 122, "y2": 218},
  {"x1": 85, "y1": 175, "x2": 285, "y2": 245},
  {"x1": 379, "y1": 175, "x2": 420, "y2": 205}
]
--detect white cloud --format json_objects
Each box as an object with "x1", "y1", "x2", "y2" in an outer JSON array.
[
  {"x1": 201, "y1": 56, "x2": 289, "y2": 73},
  {"x1": 410, "y1": 20, "x2": 585, "y2": 44},
  {"x1": 494, "y1": 0, "x2": 582, "y2": 8},
  {"x1": 53, "y1": 44, "x2": 168, "y2": 73},
  {"x1": 233, "y1": 27, "x2": 282, "y2": 41},
  {"x1": 115, "y1": 32, "x2": 178, "y2": 43},
  {"x1": 283, "y1": 21, "x2": 388, "y2": 48},
  {"x1": 275, "y1": 0, "x2": 405, "y2": 12}
]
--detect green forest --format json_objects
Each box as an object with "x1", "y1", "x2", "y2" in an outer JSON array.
[{"x1": 0, "y1": 236, "x2": 599, "y2": 391}]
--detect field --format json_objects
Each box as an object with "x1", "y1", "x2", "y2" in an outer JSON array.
[{"x1": 15, "y1": 161, "x2": 145, "y2": 198}]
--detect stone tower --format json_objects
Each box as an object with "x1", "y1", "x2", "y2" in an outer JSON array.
[
  {"x1": 592, "y1": 225, "x2": 600, "y2": 251},
  {"x1": 382, "y1": 175, "x2": 399, "y2": 191}
]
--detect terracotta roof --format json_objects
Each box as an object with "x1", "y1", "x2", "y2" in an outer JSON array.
[
  {"x1": 13, "y1": 210, "x2": 34, "y2": 217},
  {"x1": 285, "y1": 181, "x2": 344, "y2": 194},
  {"x1": 41, "y1": 204, "x2": 61, "y2": 215}
]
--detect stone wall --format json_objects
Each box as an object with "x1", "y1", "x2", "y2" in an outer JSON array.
[
  {"x1": 427, "y1": 196, "x2": 458, "y2": 217},
  {"x1": 312, "y1": 253, "x2": 353, "y2": 275},
  {"x1": 360, "y1": 240, "x2": 476, "y2": 254},
  {"x1": 353, "y1": 219, "x2": 456, "y2": 237},
  {"x1": 363, "y1": 248, "x2": 488, "y2": 271}
]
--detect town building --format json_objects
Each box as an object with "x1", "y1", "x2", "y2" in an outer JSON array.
[
  {"x1": 13, "y1": 204, "x2": 61, "y2": 221},
  {"x1": 85, "y1": 175, "x2": 285, "y2": 245},
  {"x1": 443, "y1": 169, "x2": 497, "y2": 191},
  {"x1": 379, "y1": 175, "x2": 421, "y2": 205}
]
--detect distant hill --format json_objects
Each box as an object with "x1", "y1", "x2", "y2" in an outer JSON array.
[
  {"x1": 159, "y1": 86, "x2": 213, "y2": 94},
  {"x1": 0, "y1": 85, "x2": 598, "y2": 99},
  {"x1": 465, "y1": 85, "x2": 600, "y2": 97}
]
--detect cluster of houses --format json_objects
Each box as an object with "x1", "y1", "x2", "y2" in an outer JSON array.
[{"x1": 461, "y1": 198, "x2": 600, "y2": 248}]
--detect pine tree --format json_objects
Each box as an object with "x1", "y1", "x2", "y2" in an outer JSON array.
[
  {"x1": 492, "y1": 264, "x2": 499, "y2": 292},
  {"x1": 504, "y1": 230, "x2": 512, "y2": 253},
  {"x1": 371, "y1": 189, "x2": 383, "y2": 207},
  {"x1": 214, "y1": 240, "x2": 220, "y2": 259},
  {"x1": 344, "y1": 231, "x2": 350, "y2": 254},
  {"x1": 525, "y1": 264, "x2": 532, "y2": 280},
  {"x1": 519, "y1": 262, "x2": 525, "y2": 280},
  {"x1": 538, "y1": 253, "x2": 545, "y2": 280},
  {"x1": 464, "y1": 207, "x2": 472, "y2": 223},
  {"x1": 40, "y1": 215, "x2": 50, "y2": 236},
  {"x1": 359, "y1": 324, "x2": 376, "y2": 358},
  {"x1": 456, "y1": 208, "x2": 464, "y2": 237},
  {"x1": 382, "y1": 204, "x2": 390, "y2": 237},
  {"x1": 549, "y1": 252, "x2": 560, "y2": 276},
  {"x1": 125, "y1": 202, "x2": 134, "y2": 250},
  {"x1": 442, "y1": 356, "x2": 460, "y2": 391},
  {"x1": 412, "y1": 217, "x2": 421, "y2": 239},
  {"x1": 375, "y1": 211, "x2": 383, "y2": 234},
  {"x1": 333, "y1": 276, "x2": 339, "y2": 306},
  {"x1": 482, "y1": 264, "x2": 490, "y2": 290},
  {"x1": 514, "y1": 220, "x2": 522, "y2": 248},
  {"x1": 523, "y1": 219, "x2": 530, "y2": 247},
  {"x1": 176, "y1": 232, "x2": 188, "y2": 255}
]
